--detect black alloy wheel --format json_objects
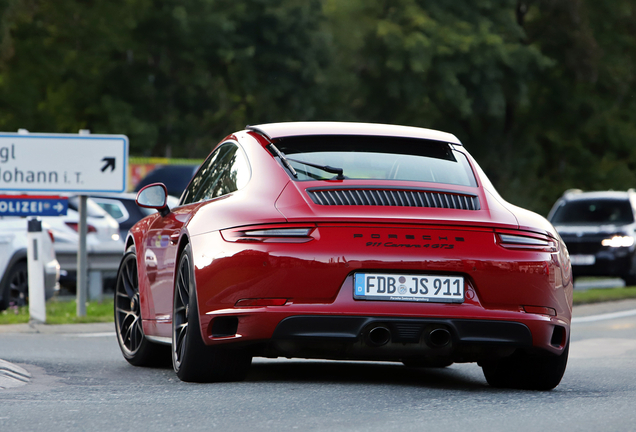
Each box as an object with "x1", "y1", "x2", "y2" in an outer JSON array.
[
  {"x1": 172, "y1": 249, "x2": 192, "y2": 374},
  {"x1": 114, "y1": 247, "x2": 166, "y2": 366},
  {"x1": 172, "y1": 244, "x2": 252, "y2": 383}
]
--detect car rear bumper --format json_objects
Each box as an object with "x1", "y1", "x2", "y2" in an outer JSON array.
[
  {"x1": 198, "y1": 305, "x2": 568, "y2": 360},
  {"x1": 196, "y1": 272, "x2": 570, "y2": 359}
]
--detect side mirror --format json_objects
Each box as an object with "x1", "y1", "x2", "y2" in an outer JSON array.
[{"x1": 136, "y1": 183, "x2": 170, "y2": 216}]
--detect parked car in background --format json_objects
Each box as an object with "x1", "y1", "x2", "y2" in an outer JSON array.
[
  {"x1": 89, "y1": 193, "x2": 180, "y2": 239},
  {"x1": 0, "y1": 218, "x2": 59, "y2": 310},
  {"x1": 115, "y1": 121, "x2": 572, "y2": 390},
  {"x1": 134, "y1": 165, "x2": 199, "y2": 199},
  {"x1": 41, "y1": 196, "x2": 124, "y2": 290},
  {"x1": 548, "y1": 189, "x2": 636, "y2": 285}
]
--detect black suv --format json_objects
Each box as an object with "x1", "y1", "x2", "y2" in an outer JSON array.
[{"x1": 548, "y1": 189, "x2": 636, "y2": 285}]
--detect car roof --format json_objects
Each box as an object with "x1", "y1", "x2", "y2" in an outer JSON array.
[
  {"x1": 562, "y1": 190, "x2": 633, "y2": 201},
  {"x1": 246, "y1": 122, "x2": 462, "y2": 145}
]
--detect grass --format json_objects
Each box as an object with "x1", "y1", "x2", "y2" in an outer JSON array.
[
  {"x1": 0, "y1": 297, "x2": 114, "y2": 325},
  {"x1": 572, "y1": 286, "x2": 636, "y2": 305}
]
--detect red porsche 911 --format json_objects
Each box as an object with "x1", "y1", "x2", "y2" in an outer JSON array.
[{"x1": 115, "y1": 122, "x2": 572, "y2": 390}]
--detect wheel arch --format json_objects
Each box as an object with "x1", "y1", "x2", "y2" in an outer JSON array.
[
  {"x1": 176, "y1": 233, "x2": 190, "y2": 263},
  {"x1": 125, "y1": 234, "x2": 135, "y2": 252}
]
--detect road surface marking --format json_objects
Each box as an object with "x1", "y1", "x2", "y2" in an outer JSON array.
[{"x1": 572, "y1": 308, "x2": 636, "y2": 323}]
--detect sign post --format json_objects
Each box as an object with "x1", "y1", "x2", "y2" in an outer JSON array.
[
  {"x1": 0, "y1": 131, "x2": 128, "y2": 316},
  {"x1": 77, "y1": 196, "x2": 88, "y2": 317},
  {"x1": 27, "y1": 218, "x2": 46, "y2": 323}
]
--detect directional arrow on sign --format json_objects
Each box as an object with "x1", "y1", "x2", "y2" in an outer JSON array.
[
  {"x1": 101, "y1": 157, "x2": 116, "y2": 172},
  {"x1": 53, "y1": 202, "x2": 64, "y2": 213}
]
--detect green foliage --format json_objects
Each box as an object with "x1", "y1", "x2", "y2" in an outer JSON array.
[
  {"x1": 572, "y1": 286, "x2": 636, "y2": 305},
  {"x1": 0, "y1": 0, "x2": 329, "y2": 157},
  {"x1": 323, "y1": 0, "x2": 551, "y2": 208},
  {"x1": 0, "y1": 0, "x2": 635, "y2": 214},
  {"x1": 0, "y1": 297, "x2": 114, "y2": 325}
]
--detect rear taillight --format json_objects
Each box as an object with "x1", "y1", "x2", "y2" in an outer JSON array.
[
  {"x1": 65, "y1": 222, "x2": 97, "y2": 233},
  {"x1": 47, "y1": 229, "x2": 55, "y2": 243},
  {"x1": 496, "y1": 232, "x2": 557, "y2": 252},
  {"x1": 221, "y1": 225, "x2": 316, "y2": 243}
]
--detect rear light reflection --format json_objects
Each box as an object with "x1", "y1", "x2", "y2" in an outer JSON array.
[
  {"x1": 65, "y1": 222, "x2": 97, "y2": 233},
  {"x1": 523, "y1": 305, "x2": 557, "y2": 316},
  {"x1": 235, "y1": 298, "x2": 288, "y2": 307}
]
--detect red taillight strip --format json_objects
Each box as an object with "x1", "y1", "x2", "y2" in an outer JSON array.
[
  {"x1": 221, "y1": 225, "x2": 316, "y2": 243},
  {"x1": 495, "y1": 231, "x2": 557, "y2": 252}
]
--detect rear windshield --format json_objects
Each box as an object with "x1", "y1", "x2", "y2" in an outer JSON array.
[
  {"x1": 67, "y1": 196, "x2": 107, "y2": 218},
  {"x1": 551, "y1": 199, "x2": 634, "y2": 225},
  {"x1": 273, "y1": 136, "x2": 477, "y2": 187}
]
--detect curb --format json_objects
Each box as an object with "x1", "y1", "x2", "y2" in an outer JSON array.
[{"x1": 0, "y1": 321, "x2": 114, "y2": 334}]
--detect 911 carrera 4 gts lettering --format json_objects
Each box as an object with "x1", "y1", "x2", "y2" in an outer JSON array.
[
  {"x1": 355, "y1": 233, "x2": 465, "y2": 242},
  {"x1": 365, "y1": 241, "x2": 455, "y2": 249}
]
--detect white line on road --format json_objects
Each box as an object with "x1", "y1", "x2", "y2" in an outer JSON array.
[
  {"x1": 572, "y1": 308, "x2": 636, "y2": 323},
  {"x1": 66, "y1": 332, "x2": 116, "y2": 338}
]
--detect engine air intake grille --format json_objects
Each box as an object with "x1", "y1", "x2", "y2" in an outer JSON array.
[{"x1": 307, "y1": 188, "x2": 480, "y2": 210}]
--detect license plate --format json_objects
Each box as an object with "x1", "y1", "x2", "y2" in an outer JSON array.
[
  {"x1": 570, "y1": 255, "x2": 595, "y2": 265},
  {"x1": 354, "y1": 273, "x2": 464, "y2": 303}
]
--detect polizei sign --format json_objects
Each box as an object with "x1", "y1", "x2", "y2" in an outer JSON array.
[
  {"x1": 0, "y1": 132, "x2": 128, "y2": 193},
  {"x1": 0, "y1": 195, "x2": 68, "y2": 216}
]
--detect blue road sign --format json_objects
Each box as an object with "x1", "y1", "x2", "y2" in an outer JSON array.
[{"x1": 0, "y1": 195, "x2": 68, "y2": 217}]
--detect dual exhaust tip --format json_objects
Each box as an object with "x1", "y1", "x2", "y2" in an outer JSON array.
[{"x1": 365, "y1": 325, "x2": 452, "y2": 348}]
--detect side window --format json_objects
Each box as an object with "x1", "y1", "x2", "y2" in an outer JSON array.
[{"x1": 181, "y1": 142, "x2": 250, "y2": 205}]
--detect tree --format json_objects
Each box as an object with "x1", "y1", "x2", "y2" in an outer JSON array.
[
  {"x1": 323, "y1": 0, "x2": 550, "y2": 207},
  {"x1": 0, "y1": 0, "x2": 330, "y2": 157}
]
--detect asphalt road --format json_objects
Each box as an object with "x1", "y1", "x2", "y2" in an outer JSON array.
[{"x1": 0, "y1": 301, "x2": 635, "y2": 432}]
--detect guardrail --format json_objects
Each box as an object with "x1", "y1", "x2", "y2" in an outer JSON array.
[{"x1": 56, "y1": 250, "x2": 123, "y2": 301}]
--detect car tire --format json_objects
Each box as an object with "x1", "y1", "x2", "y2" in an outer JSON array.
[
  {"x1": 172, "y1": 244, "x2": 252, "y2": 383},
  {"x1": 114, "y1": 247, "x2": 169, "y2": 366},
  {"x1": 622, "y1": 275, "x2": 636, "y2": 287},
  {"x1": 481, "y1": 340, "x2": 569, "y2": 390},
  {"x1": 0, "y1": 261, "x2": 28, "y2": 310}
]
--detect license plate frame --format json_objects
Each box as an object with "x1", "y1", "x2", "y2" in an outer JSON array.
[{"x1": 354, "y1": 272, "x2": 464, "y2": 303}]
